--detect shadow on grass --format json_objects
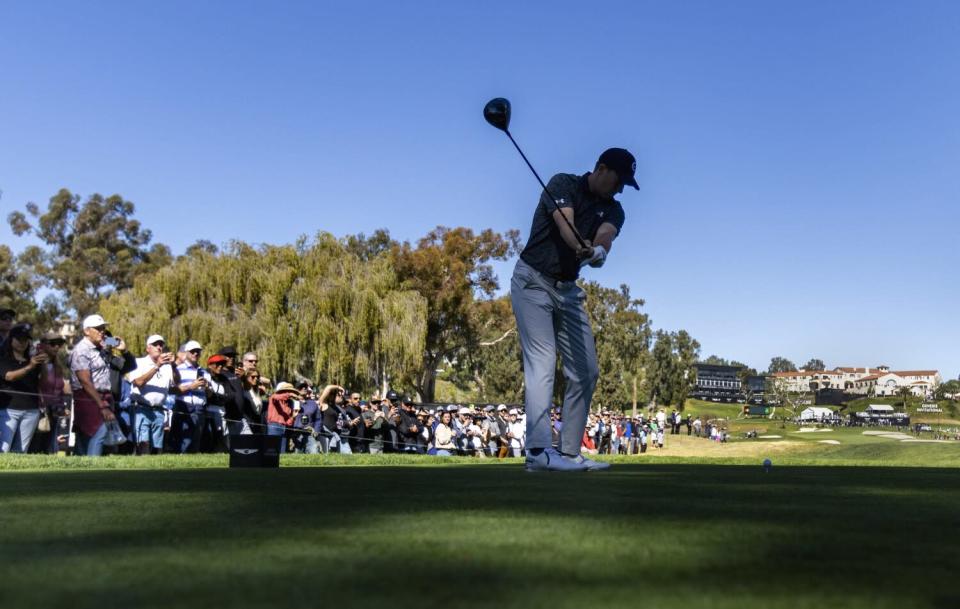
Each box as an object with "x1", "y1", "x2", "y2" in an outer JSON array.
[{"x1": 1, "y1": 465, "x2": 958, "y2": 609}]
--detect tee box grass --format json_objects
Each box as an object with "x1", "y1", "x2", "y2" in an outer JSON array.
[{"x1": 2, "y1": 447, "x2": 960, "y2": 609}]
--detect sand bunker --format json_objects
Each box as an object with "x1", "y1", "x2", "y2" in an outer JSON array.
[
  {"x1": 818, "y1": 440, "x2": 841, "y2": 445},
  {"x1": 900, "y1": 439, "x2": 951, "y2": 444},
  {"x1": 758, "y1": 435, "x2": 782, "y2": 439}
]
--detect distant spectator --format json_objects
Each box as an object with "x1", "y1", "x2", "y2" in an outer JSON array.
[
  {"x1": 240, "y1": 368, "x2": 265, "y2": 432},
  {"x1": 343, "y1": 391, "x2": 364, "y2": 452},
  {"x1": 481, "y1": 405, "x2": 500, "y2": 456},
  {"x1": 0, "y1": 324, "x2": 47, "y2": 453},
  {"x1": 361, "y1": 395, "x2": 387, "y2": 454},
  {"x1": 206, "y1": 352, "x2": 248, "y2": 448},
  {"x1": 126, "y1": 335, "x2": 181, "y2": 455},
  {"x1": 433, "y1": 411, "x2": 456, "y2": 456},
  {"x1": 102, "y1": 330, "x2": 137, "y2": 410},
  {"x1": 321, "y1": 385, "x2": 353, "y2": 454},
  {"x1": 598, "y1": 412, "x2": 613, "y2": 454},
  {"x1": 69, "y1": 315, "x2": 120, "y2": 456},
  {"x1": 172, "y1": 343, "x2": 209, "y2": 453},
  {"x1": 397, "y1": 396, "x2": 421, "y2": 453},
  {"x1": 266, "y1": 382, "x2": 302, "y2": 453},
  {"x1": 292, "y1": 382, "x2": 321, "y2": 454},
  {"x1": 34, "y1": 331, "x2": 70, "y2": 454},
  {"x1": 506, "y1": 408, "x2": 525, "y2": 457},
  {"x1": 382, "y1": 390, "x2": 402, "y2": 452},
  {"x1": 240, "y1": 352, "x2": 271, "y2": 390},
  {"x1": 217, "y1": 344, "x2": 237, "y2": 368}
]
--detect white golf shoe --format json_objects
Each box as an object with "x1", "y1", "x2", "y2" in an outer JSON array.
[
  {"x1": 525, "y1": 448, "x2": 588, "y2": 472},
  {"x1": 568, "y1": 454, "x2": 611, "y2": 471}
]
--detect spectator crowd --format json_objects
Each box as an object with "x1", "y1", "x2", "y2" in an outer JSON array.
[{"x1": 2, "y1": 308, "x2": 733, "y2": 457}]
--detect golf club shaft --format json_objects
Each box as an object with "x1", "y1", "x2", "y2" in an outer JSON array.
[{"x1": 505, "y1": 131, "x2": 588, "y2": 250}]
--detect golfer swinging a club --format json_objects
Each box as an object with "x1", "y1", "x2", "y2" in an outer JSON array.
[{"x1": 512, "y1": 147, "x2": 639, "y2": 471}]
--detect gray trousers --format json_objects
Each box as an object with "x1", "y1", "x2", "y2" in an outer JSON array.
[{"x1": 511, "y1": 259, "x2": 599, "y2": 454}]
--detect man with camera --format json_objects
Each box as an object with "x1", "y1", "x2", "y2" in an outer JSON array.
[
  {"x1": 173, "y1": 341, "x2": 209, "y2": 453},
  {"x1": 381, "y1": 390, "x2": 402, "y2": 452},
  {"x1": 361, "y1": 394, "x2": 388, "y2": 454},
  {"x1": 69, "y1": 315, "x2": 134, "y2": 456},
  {"x1": 292, "y1": 381, "x2": 321, "y2": 454},
  {"x1": 126, "y1": 334, "x2": 181, "y2": 455},
  {"x1": 397, "y1": 396, "x2": 422, "y2": 453}
]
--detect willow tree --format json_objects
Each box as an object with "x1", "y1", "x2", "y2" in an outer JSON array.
[{"x1": 100, "y1": 233, "x2": 426, "y2": 391}]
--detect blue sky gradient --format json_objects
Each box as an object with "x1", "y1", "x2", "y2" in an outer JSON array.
[{"x1": 2, "y1": 1, "x2": 958, "y2": 376}]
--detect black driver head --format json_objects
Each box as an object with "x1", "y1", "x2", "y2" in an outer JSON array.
[{"x1": 483, "y1": 97, "x2": 511, "y2": 132}]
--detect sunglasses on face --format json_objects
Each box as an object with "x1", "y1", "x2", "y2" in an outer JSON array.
[
  {"x1": 189, "y1": 349, "x2": 202, "y2": 355},
  {"x1": 244, "y1": 359, "x2": 258, "y2": 364},
  {"x1": 43, "y1": 340, "x2": 65, "y2": 347},
  {"x1": 151, "y1": 341, "x2": 165, "y2": 348}
]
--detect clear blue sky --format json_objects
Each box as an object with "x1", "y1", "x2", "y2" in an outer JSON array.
[{"x1": 2, "y1": 1, "x2": 958, "y2": 378}]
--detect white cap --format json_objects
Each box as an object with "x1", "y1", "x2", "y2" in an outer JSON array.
[
  {"x1": 458, "y1": 406, "x2": 470, "y2": 415},
  {"x1": 146, "y1": 334, "x2": 166, "y2": 346},
  {"x1": 508, "y1": 408, "x2": 519, "y2": 415},
  {"x1": 181, "y1": 340, "x2": 202, "y2": 352},
  {"x1": 82, "y1": 314, "x2": 108, "y2": 329},
  {"x1": 497, "y1": 404, "x2": 507, "y2": 411}
]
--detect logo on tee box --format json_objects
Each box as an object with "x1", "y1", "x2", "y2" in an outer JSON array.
[{"x1": 234, "y1": 448, "x2": 259, "y2": 455}]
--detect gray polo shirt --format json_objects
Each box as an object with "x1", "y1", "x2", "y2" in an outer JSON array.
[
  {"x1": 519, "y1": 172, "x2": 625, "y2": 280},
  {"x1": 69, "y1": 337, "x2": 112, "y2": 392}
]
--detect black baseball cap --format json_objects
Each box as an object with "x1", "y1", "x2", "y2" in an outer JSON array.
[
  {"x1": 218, "y1": 345, "x2": 238, "y2": 357},
  {"x1": 385, "y1": 390, "x2": 399, "y2": 401},
  {"x1": 8, "y1": 323, "x2": 32, "y2": 339},
  {"x1": 597, "y1": 148, "x2": 639, "y2": 190}
]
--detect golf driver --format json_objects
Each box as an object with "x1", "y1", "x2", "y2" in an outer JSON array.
[{"x1": 483, "y1": 97, "x2": 588, "y2": 250}]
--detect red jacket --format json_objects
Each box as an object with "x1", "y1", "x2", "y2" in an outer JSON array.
[{"x1": 266, "y1": 393, "x2": 296, "y2": 426}]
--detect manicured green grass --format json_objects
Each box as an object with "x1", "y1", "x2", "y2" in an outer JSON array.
[{"x1": 2, "y1": 453, "x2": 959, "y2": 609}]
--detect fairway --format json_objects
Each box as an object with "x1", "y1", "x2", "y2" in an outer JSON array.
[{"x1": 2, "y1": 457, "x2": 959, "y2": 609}]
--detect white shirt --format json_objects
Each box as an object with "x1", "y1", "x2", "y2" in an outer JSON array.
[
  {"x1": 126, "y1": 356, "x2": 175, "y2": 407},
  {"x1": 508, "y1": 420, "x2": 525, "y2": 449}
]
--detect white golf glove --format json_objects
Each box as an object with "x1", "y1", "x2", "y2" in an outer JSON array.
[{"x1": 580, "y1": 244, "x2": 607, "y2": 268}]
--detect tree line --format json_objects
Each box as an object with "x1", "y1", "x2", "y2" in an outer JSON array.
[{"x1": 4, "y1": 188, "x2": 706, "y2": 409}]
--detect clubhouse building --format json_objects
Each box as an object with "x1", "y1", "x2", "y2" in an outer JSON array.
[{"x1": 770, "y1": 366, "x2": 941, "y2": 398}]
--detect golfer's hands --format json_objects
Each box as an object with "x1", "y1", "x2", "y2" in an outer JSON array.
[
  {"x1": 576, "y1": 240, "x2": 593, "y2": 260},
  {"x1": 580, "y1": 244, "x2": 607, "y2": 268}
]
